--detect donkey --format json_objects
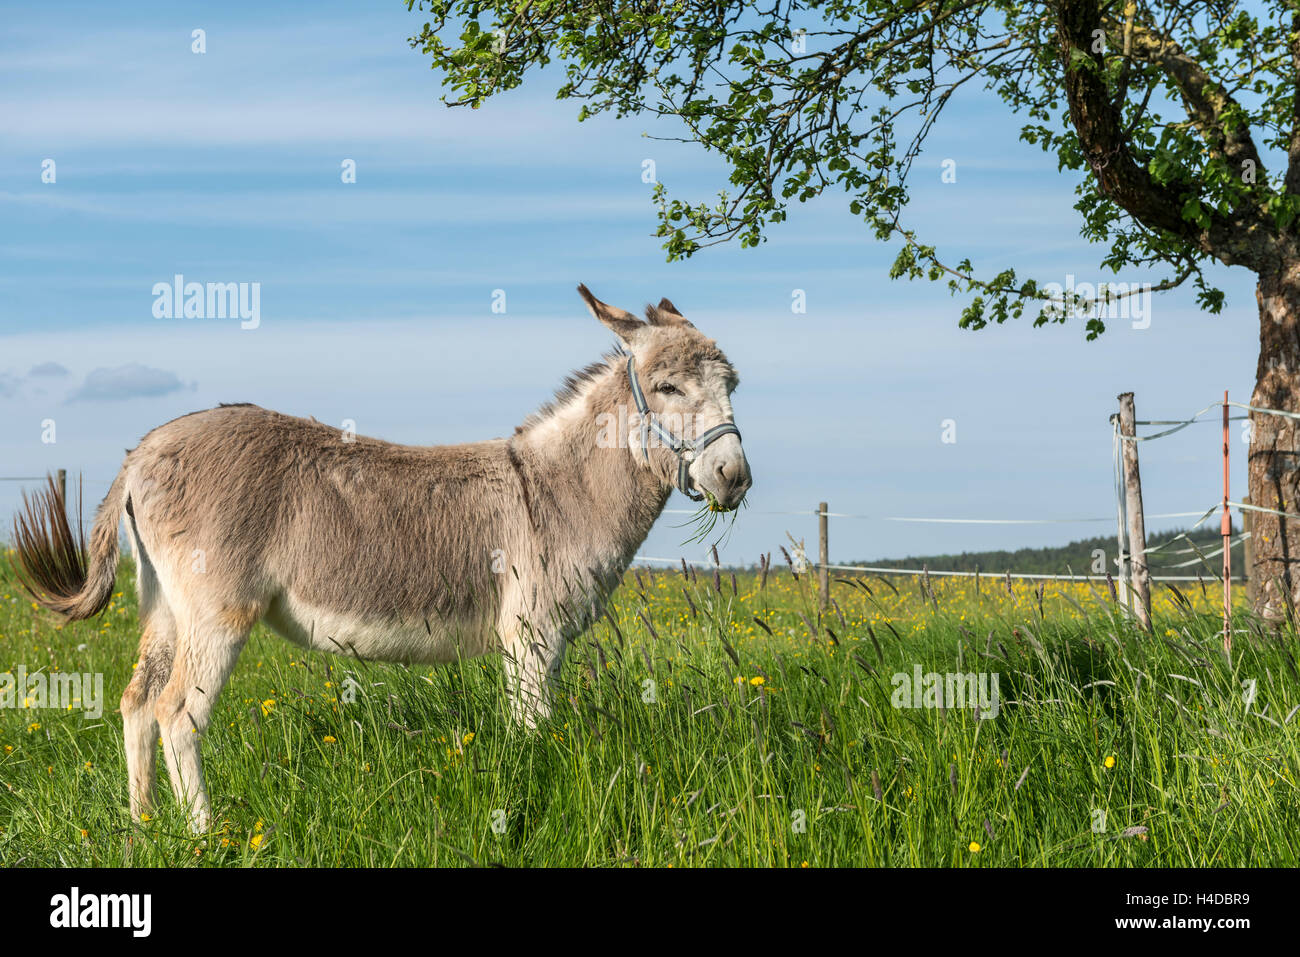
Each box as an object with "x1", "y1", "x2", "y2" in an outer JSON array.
[{"x1": 10, "y1": 286, "x2": 750, "y2": 832}]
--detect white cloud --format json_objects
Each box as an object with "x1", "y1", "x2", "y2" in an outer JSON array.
[{"x1": 69, "y1": 363, "x2": 189, "y2": 401}]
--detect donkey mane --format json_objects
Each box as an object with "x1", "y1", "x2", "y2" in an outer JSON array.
[{"x1": 516, "y1": 349, "x2": 625, "y2": 433}]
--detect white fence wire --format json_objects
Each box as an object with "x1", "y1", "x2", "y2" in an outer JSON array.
[{"x1": 6, "y1": 395, "x2": 1299, "y2": 585}]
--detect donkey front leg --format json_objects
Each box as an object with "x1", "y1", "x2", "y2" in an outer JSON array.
[
  {"x1": 500, "y1": 620, "x2": 569, "y2": 729},
  {"x1": 155, "y1": 608, "x2": 256, "y2": 832}
]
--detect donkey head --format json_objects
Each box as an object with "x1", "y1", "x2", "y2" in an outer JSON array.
[{"x1": 578, "y1": 284, "x2": 752, "y2": 509}]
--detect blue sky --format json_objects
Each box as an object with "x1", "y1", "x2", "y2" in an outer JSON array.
[{"x1": 0, "y1": 1, "x2": 1263, "y2": 567}]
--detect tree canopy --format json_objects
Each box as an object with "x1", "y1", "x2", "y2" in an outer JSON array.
[{"x1": 408, "y1": 1, "x2": 1300, "y2": 338}]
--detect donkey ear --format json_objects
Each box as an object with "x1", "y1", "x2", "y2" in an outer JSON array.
[
  {"x1": 577, "y1": 284, "x2": 644, "y2": 344},
  {"x1": 648, "y1": 297, "x2": 695, "y2": 328}
]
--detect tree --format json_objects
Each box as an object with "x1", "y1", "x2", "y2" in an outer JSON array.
[{"x1": 408, "y1": 0, "x2": 1300, "y2": 618}]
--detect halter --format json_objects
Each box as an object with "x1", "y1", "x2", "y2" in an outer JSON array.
[{"x1": 626, "y1": 354, "x2": 742, "y2": 502}]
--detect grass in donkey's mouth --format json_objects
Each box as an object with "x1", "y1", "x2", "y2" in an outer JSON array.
[
  {"x1": 676, "y1": 492, "x2": 743, "y2": 547},
  {"x1": 703, "y1": 489, "x2": 736, "y2": 513}
]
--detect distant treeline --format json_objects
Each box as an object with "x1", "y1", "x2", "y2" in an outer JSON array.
[{"x1": 848, "y1": 526, "x2": 1240, "y2": 577}]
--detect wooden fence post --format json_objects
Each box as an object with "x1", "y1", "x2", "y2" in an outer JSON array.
[
  {"x1": 1118, "y1": 393, "x2": 1152, "y2": 631},
  {"x1": 818, "y1": 502, "x2": 829, "y2": 612},
  {"x1": 1109, "y1": 413, "x2": 1130, "y2": 611},
  {"x1": 1243, "y1": 495, "x2": 1255, "y2": 607}
]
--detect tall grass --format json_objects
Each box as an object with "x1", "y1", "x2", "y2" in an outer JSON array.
[{"x1": 0, "y1": 552, "x2": 1296, "y2": 866}]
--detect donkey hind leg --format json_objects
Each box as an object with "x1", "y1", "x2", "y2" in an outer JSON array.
[
  {"x1": 119, "y1": 545, "x2": 176, "y2": 821},
  {"x1": 155, "y1": 605, "x2": 259, "y2": 833},
  {"x1": 121, "y1": 610, "x2": 176, "y2": 820},
  {"x1": 501, "y1": 619, "x2": 568, "y2": 729}
]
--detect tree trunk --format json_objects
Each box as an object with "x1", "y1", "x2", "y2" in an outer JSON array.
[{"x1": 1249, "y1": 263, "x2": 1300, "y2": 619}]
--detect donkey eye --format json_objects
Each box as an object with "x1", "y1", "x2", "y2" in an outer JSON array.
[{"x1": 655, "y1": 383, "x2": 682, "y2": 396}]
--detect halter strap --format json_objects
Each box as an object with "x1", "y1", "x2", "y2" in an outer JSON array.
[{"x1": 626, "y1": 355, "x2": 741, "y2": 502}]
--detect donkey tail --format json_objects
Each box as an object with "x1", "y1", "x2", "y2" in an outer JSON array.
[{"x1": 9, "y1": 470, "x2": 126, "y2": 621}]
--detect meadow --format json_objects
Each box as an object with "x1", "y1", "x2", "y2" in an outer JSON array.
[{"x1": 1, "y1": 550, "x2": 1297, "y2": 867}]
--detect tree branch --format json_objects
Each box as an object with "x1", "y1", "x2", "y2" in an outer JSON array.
[
  {"x1": 1285, "y1": 7, "x2": 1300, "y2": 195},
  {"x1": 1057, "y1": 0, "x2": 1274, "y2": 271},
  {"x1": 1115, "y1": 19, "x2": 1266, "y2": 183}
]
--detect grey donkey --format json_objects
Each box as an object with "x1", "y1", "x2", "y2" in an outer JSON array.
[{"x1": 10, "y1": 285, "x2": 751, "y2": 832}]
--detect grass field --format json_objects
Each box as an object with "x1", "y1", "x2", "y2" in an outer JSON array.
[{"x1": 1, "y1": 550, "x2": 1297, "y2": 867}]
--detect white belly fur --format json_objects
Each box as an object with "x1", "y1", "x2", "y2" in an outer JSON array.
[{"x1": 262, "y1": 592, "x2": 495, "y2": 665}]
